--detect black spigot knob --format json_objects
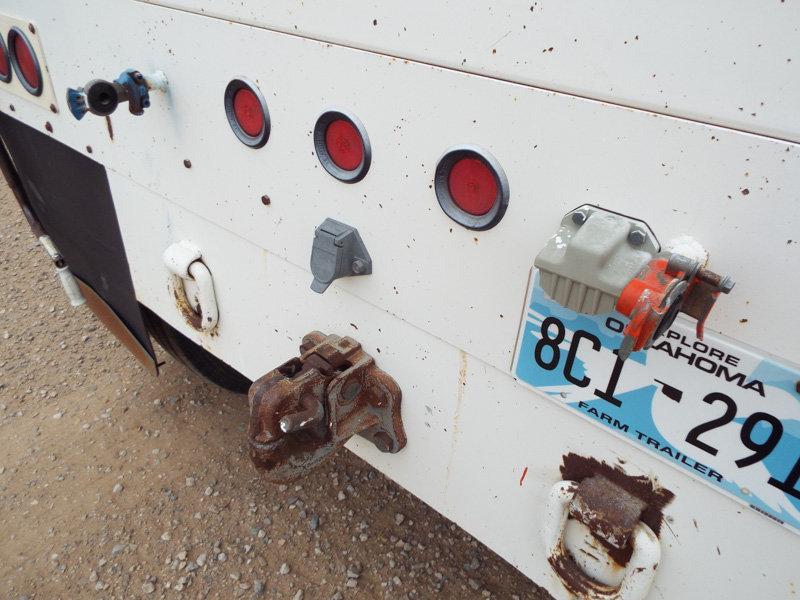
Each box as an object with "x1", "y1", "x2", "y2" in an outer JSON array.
[{"x1": 83, "y1": 79, "x2": 124, "y2": 117}]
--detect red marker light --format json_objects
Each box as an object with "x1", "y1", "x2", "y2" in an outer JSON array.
[
  {"x1": 11, "y1": 30, "x2": 39, "y2": 92},
  {"x1": 447, "y1": 157, "x2": 498, "y2": 216},
  {"x1": 233, "y1": 88, "x2": 264, "y2": 137},
  {"x1": 434, "y1": 146, "x2": 509, "y2": 230},
  {"x1": 325, "y1": 119, "x2": 364, "y2": 171},
  {"x1": 313, "y1": 111, "x2": 371, "y2": 182},
  {"x1": 224, "y1": 78, "x2": 270, "y2": 148},
  {"x1": 0, "y1": 38, "x2": 10, "y2": 82}
]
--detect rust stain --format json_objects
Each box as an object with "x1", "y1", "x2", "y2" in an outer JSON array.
[
  {"x1": 548, "y1": 552, "x2": 615, "y2": 598},
  {"x1": 444, "y1": 351, "x2": 468, "y2": 494},
  {"x1": 519, "y1": 466, "x2": 529, "y2": 486},
  {"x1": 570, "y1": 475, "x2": 647, "y2": 551},
  {"x1": 560, "y1": 453, "x2": 675, "y2": 537},
  {"x1": 171, "y1": 279, "x2": 203, "y2": 330}
]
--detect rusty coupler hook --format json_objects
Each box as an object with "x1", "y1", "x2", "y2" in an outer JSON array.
[{"x1": 247, "y1": 331, "x2": 406, "y2": 482}]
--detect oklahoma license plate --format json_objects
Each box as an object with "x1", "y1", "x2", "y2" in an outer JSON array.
[{"x1": 513, "y1": 270, "x2": 800, "y2": 534}]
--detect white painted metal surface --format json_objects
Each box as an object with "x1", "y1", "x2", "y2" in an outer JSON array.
[
  {"x1": 1, "y1": 1, "x2": 798, "y2": 598},
  {"x1": 141, "y1": 0, "x2": 800, "y2": 142},
  {"x1": 3, "y1": 2, "x2": 797, "y2": 366}
]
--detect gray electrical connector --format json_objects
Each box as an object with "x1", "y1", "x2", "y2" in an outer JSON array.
[
  {"x1": 310, "y1": 218, "x2": 372, "y2": 294},
  {"x1": 534, "y1": 205, "x2": 659, "y2": 314}
]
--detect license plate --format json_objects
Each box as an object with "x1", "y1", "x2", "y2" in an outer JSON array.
[{"x1": 513, "y1": 270, "x2": 800, "y2": 534}]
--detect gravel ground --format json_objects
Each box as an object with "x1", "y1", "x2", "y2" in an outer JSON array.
[{"x1": 0, "y1": 182, "x2": 552, "y2": 600}]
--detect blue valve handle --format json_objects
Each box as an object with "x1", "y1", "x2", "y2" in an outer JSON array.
[
  {"x1": 114, "y1": 69, "x2": 150, "y2": 116},
  {"x1": 66, "y1": 68, "x2": 151, "y2": 121},
  {"x1": 66, "y1": 87, "x2": 88, "y2": 120}
]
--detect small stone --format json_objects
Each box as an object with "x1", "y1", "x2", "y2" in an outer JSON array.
[
  {"x1": 196, "y1": 553, "x2": 206, "y2": 566},
  {"x1": 52, "y1": 411, "x2": 64, "y2": 419},
  {"x1": 177, "y1": 550, "x2": 187, "y2": 561},
  {"x1": 112, "y1": 483, "x2": 124, "y2": 494},
  {"x1": 346, "y1": 579, "x2": 358, "y2": 588},
  {"x1": 89, "y1": 570, "x2": 98, "y2": 582},
  {"x1": 279, "y1": 562, "x2": 290, "y2": 575},
  {"x1": 185, "y1": 477, "x2": 195, "y2": 487},
  {"x1": 292, "y1": 591, "x2": 304, "y2": 600},
  {"x1": 160, "y1": 532, "x2": 171, "y2": 542},
  {"x1": 310, "y1": 514, "x2": 320, "y2": 531},
  {"x1": 142, "y1": 582, "x2": 155, "y2": 594},
  {"x1": 111, "y1": 543, "x2": 126, "y2": 556},
  {"x1": 253, "y1": 580, "x2": 265, "y2": 596},
  {"x1": 337, "y1": 491, "x2": 346, "y2": 501},
  {"x1": 464, "y1": 556, "x2": 481, "y2": 571},
  {"x1": 395, "y1": 513, "x2": 405, "y2": 525},
  {"x1": 217, "y1": 552, "x2": 227, "y2": 562},
  {"x1": 204, "y1": 486, "x2": 213, "y2": 496}
]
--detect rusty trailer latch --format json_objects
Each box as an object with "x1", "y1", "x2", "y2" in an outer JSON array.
[{"x1": 247, "y1": 331, "x2": 406, "y2": 481}]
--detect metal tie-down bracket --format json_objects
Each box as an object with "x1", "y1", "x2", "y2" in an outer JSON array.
[
  {"x1": 247, "y1": 331, "x2": 406, "y2": 481},
  {"x1": 544, "y1": 475, "x2": 661, "y2": 600}
]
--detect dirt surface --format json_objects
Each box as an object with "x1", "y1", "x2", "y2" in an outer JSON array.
[{"x1": 0, "y1": 183, "x2": 552, "y2": 600}]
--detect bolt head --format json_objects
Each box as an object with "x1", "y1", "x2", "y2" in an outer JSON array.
[
  {"x1": 628, "y1": 229, "x2": 646, "y2": 246},
  {"x1": 718, "y1": 275, "x2": 735, "y2": 294},
  {"x1": 342, "y1": 381, "x2": 361, "y2": 403},
  {"x1": 571, "y1": 211, "x2": 587, "y2": 226},
  {"x1": 351, "y1": 259, "x2": 366, "y2": 274}
]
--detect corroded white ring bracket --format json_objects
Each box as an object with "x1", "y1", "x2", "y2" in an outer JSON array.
[
  {"x1": 542, "y1": 481, "x2": 661, "y2": 600},
  {"x1": 163, "y1": 241, "x2": 218, "y2": 331}
]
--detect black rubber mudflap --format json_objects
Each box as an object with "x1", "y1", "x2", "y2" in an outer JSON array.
[{"x1": 0, "y1": 112, "x2": 154, "y2": 359}]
